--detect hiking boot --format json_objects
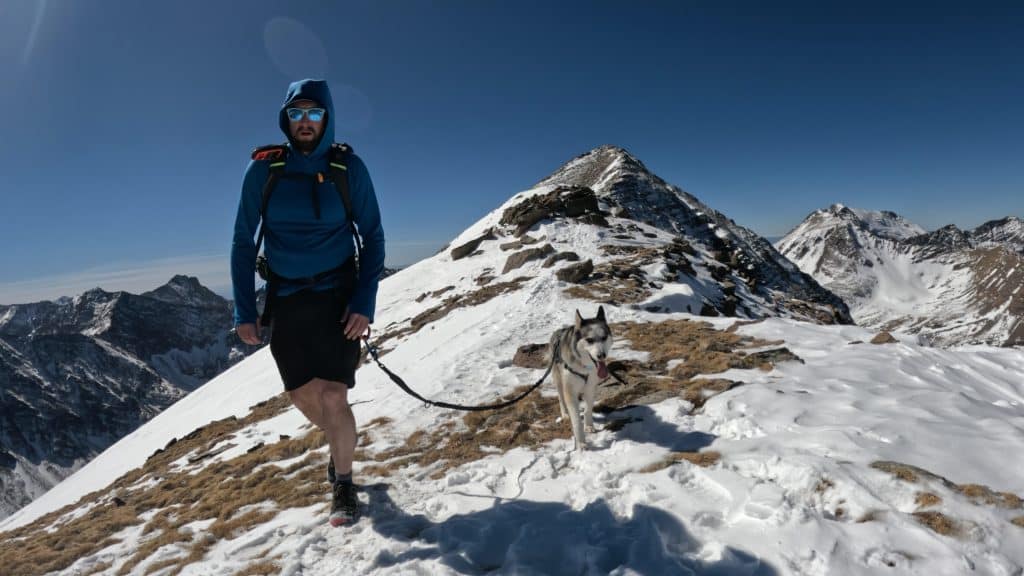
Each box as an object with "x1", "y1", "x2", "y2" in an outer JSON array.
[
  {"x1": 329, "y1": 481, "x2": 358, "y2": 527},
  {"x1": 327, "y1": 455, "x2": 336, "y2": 484}
]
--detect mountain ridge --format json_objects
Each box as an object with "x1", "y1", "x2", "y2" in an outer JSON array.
[
  {"x1": 0, "y1": 275, "x2": 255, "y2": 520},
  {"x1": 777, "y1": 204, "x2": 1024, "y2": 346}
]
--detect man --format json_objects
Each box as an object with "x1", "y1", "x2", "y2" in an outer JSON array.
[{"x1": 230, "y1": 79, "x2": 385, "y2": 526}]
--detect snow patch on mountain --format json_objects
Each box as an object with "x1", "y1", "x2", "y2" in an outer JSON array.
[{"x1": 777, "y1": 204, "x2": 1024, "y2": 347}]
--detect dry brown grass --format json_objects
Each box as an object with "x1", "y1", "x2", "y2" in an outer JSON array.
[
  {"x1": 415, "y1": 285, "x2": 455, "y2": 302},
  {"x1": 957, "y1": 484, "x2": 1023, "y2": 509},
  {"x1": 915, "y1": 492, "x2": 943, "y2": 508},
  {"x1": 0, "y1": 393, "x2": 321, "y2": 576},
  {"x1": 599, "y1": 245, "x2": 660, "y2": 258},
  {"x1": 639, "y1": 450, "x2": 722, "y2": 473},
  {"x1": 870, "y1": 461, "x2": 923, "y2": 483},
  {"x1": 119, "y1": 519, "x2": 193, "y2": 575},
  {"x1": 912, "y1": 511, "x2": 960, "y2": 536},
  {"x1": 0, "y1": 318, "x2": 800, "y2": 575},
  {"x1": 84, "y1": 561, "x2": 115, "y2": 576},
  {"x1": 233, "y1": 559, "x2": 283, "y2": 576},
  {"x1": 1012, "y1": 517, "x2": 1024, "y2": 528},
  {"x1": 871, "y1": 460, "x2": 1024, "y2": 537},
  {"x1": 364, "y1": 318, "x2": 784, "y2": 480},
  {"x1": 593, "y1": 319, "x2": 798, "y2": 412},
  {"x1": 382, "y1": 277, "x2": 532, "y2": 345},
  {"x1": 563, "y1": 258, "x2": 654, "y2": 305}
]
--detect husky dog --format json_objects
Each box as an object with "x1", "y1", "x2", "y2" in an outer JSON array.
[{"x1": 548, "y1": 306, "x2": 613, "y2": 451}]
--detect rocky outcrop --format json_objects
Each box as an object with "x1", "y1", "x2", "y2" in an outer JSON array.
[
  {"x1": 556, "y1": 259, "x2": 594, "y2": 284},
  {"x1": 502, "y1": 244, "x2": 556, "y2": 274},
  {"x1": 499, "y1": 186, "x2": 606, "y2": 235},
  {"x1": 451, "y1": 228, "x2": 497, "y2": 260}
]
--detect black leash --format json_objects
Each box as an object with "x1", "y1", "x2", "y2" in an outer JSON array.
[
  {"x1": 361, "y1": 333, "x2": 629, "y2": 412},
  {"x1": 363, "y1": 337, "x2": 555, "y2": 411}
]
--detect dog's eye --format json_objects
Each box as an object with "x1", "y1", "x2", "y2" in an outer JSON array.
[{"x1": 586, "y1": 338, "x2": 594, "y2": 343}]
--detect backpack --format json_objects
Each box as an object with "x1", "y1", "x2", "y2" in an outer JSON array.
[{"x1": 250, "y1": 142, "x2": 364, "y2": 325}]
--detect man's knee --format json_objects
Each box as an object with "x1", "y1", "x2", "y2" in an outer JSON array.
[{"x1": 319, "y1": 380, "x2": 349, "y2": 411}]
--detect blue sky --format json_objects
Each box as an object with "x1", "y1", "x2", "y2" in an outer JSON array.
[{"x1": 1, "y1": 1, "x2": 1022, "y2": 303}]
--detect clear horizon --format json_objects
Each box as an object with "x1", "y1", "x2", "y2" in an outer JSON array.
[{"x1": 2, "y1": 1, "x2": 1022, "y2": 305}]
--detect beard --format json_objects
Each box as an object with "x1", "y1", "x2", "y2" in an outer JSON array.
[
  {"x1": 293, "y1": 132, "x2": 321, "y2": 153},
  {"x1": 290, "y1": 121, "x2": 323, "y2": 153},
  {"x1": 294, "y1": 139, "x2": 319, "y2": 153}
]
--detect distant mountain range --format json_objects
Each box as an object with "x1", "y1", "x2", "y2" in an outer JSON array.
[
  {"x1": 777, "y1": 204, "x2": 1024, "y2": 346},
  {"x1": 0, "y1": 275, "x2": 255, "y2": 519}
]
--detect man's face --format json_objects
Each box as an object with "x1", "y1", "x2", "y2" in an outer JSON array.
[{"x1": 287, "y1": 99, "x2": 325, "y2": 150}]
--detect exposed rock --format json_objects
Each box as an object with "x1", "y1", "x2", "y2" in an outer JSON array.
[
  {"x1": 502, "y1": 244, "x2": 555, "y2": 274},
  {"x1": 871, "y1": 331, "x2": 898, "y2": 344},
  {"x1": 512, "y1": 343, "x2": 548, "y2": 369},
  {"x1": 499, "y1": 185, "x2": 603, "y2": 235},
  {"x1": 556, "y1": 259, "x2": 594, "y2": 283},
  {"x1": 543, "y1": 251, "x2": 580, "y2": 268},
  {"x1": 415, "y1": 285, "x2": 455, "y2": 302},
  {"x1": 736, "y1": 347, "x2": 804, "y2": 368},
  {"x1": 500, "y1": 234, "x2": 543, "y2": 252},
  {"x1": 699, "y1": 302, "x2": 719, "y2": 317},
  {"x1": 450, "y1": 228, "x2": 496, "y2": 260},
  {"x1": 579, "y1": 213, "x2": 610, "y2": 227}
]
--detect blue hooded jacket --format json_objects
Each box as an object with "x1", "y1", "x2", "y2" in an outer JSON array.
[{"x1": 230, "y1": 79, "x2": 386, "y2": 326}]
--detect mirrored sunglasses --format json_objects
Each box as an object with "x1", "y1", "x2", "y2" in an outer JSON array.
[{"x1": 286, "y1": 107, "x2": 326, "y2": 122}]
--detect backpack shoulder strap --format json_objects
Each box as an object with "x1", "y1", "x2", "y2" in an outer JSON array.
[
  {"x1": 327, "y1": 142, "x2": 364, "y2": 267},
  {"x1": 252, "y1": 143, "x2": 289, "y2": 213},
  {"x1": 328, "y1": 143, "x2": 355, "y2": 221},
  {"x1": 252, "y1": 144, "x2": 290, "y2": 255}
]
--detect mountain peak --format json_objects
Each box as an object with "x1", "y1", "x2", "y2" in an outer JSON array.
[
  {"x1": 802, "y1": 205, "x2": 923, "y2": 241},
  {"x1": 535, "y1": 145, "x2": 648, "y2": 193},
  {"x1": 143, "y1": 275, "x2": 222, "y2": 307}
]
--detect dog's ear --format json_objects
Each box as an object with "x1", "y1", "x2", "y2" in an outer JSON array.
[
  {"x1": 575, "y1": 309, "x2": 583, "y2": 329},
  {"x1": 596, "y1": 306, "x2": 605, "y2": 321}
]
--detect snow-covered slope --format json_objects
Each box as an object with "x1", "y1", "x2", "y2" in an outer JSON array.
[
  {"x1": 2, "y1": 149, "x2": 1022, "y2": 575},
  {"x1": 777, "y1": 204, "x2": 1024, "y2": 347}
]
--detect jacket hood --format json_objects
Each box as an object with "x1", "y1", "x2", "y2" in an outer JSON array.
[{"x1": 279, "y1": 79, "x2": 335, "y2": 159}]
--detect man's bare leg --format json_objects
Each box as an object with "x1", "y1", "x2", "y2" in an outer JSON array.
[
  {"x1": 289, "y1": 381, "x2": 327, "y2": 429},
  {"x1": 288, "y1": 378, "x2": 357, "y2": 475},
  {"x1": 318, "y1": 378, "x2": 356, "y2": 476}
]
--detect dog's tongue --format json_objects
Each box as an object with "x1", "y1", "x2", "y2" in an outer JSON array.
[{"x1": 597, "y1": 361, "x2": 609, "y2": 379}]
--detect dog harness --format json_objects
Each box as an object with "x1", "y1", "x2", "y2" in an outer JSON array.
[{"x1": 563, "y1": 362, "x2": 589, "y2": 381}]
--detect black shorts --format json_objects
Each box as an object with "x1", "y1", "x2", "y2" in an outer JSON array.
[{"x1": 269, "y1": 282, "x2": 362, "y2": 392}]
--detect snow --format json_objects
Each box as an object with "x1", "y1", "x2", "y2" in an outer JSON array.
[
  {"x1": 848, "y1": 207, "x2": 926, "y2": 240},
  {"x1": 776, "y1": 204, "x2": 1024, "y2": 347},
  {"x1": 4, "y1": 190, "x2": 1024, "y2": 575}
]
